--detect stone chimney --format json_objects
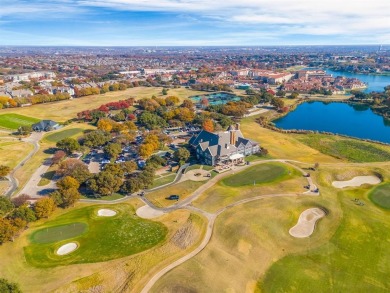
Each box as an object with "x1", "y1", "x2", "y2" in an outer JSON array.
[{"x1": 230, "y1": 128, "x2": 236, "y2": 145}]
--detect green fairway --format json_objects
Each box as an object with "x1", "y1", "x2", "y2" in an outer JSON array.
[
  {"x1": 31, "y1": 222, "x2": 88, "y2": 244},
  {"x1": 24, "y1": 204, "x2": 167, "y2": 267},
  {"x1": 221, "y1": 163, "x2": 289, "y2": 187},
  {"x1": 44, "y1": 128, "x2": 84, "y2": 142},
  {"x1": 0, "y1": 113, "x2": 40, "y2": 130},
  {"x1": 369, "y1": 183, "x2": 390, "y2": 209},
  {"x1": 257, "y1": 188, "x2": 390, "y2": 292},
  {"x1": 295, "y1": 134, "x2": 390, "y2": 162}
]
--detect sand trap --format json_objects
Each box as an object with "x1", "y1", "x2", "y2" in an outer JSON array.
[
  {"x1": 136, "y1": 205, "x2": 165, "y2": 219},
  {"x1": 97, "y1": 209, "x2": 117, "y2": 217},
  {"x1": 56, "y1": 242, "x2": 78, "y2": 255},
  {"x1": 185, "y1": 169, "x2": 211, "y2": 181},
  {"x1": 289, "y1": 208, "x2": 325, "y2": 238},
  {"x1": 332, "y1": 176, "x2": 381, "y2": 189}
]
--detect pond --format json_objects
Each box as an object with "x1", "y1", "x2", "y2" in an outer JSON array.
[
  {"x1": 190, "y1": 92, "x2": 240, "y2": 106},
  {"x1": 274, "y1": 101, "x2": 390, "y2": 144}
]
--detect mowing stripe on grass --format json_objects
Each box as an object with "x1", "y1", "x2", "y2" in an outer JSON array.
[
  {"x1": 0, "y1": 113, "x2": 40, "y2": 130},
  {"x1": 31, "y1": 222, "x2": 88, "y2": 244}
]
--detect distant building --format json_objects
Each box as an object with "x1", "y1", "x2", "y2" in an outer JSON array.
[
  {"x1": 32, "y1": 120, "x2": 60, "y2": 132},
  {"x1": 188, "y1": 123, "x2": 260, "y2": 166}
]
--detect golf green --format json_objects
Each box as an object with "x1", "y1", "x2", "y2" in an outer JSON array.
[
  {"x1": 31, "y1": 222, "x2": 88, "y2": 244},
  {"x1": 24, "y1": 204, "x2": 167, "y2": 267},
  {"x1": 369, "y1": 183, "x2": 390, "y2": 209}
]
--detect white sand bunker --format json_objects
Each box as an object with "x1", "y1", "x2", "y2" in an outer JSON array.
[
  {"x1": 332, "y1": 176, "x2": 381, "y2": 189},
  {"x1": 136, "y1": 205, "x2": 165, "y2": 219},
  {"x1": 97, "y1": 209, "x2": 117, "y2": 217},
  {"x1": 289, "y1": 208, "x2": 325, "y2": 238},
  {"x1": 185, "y1": 169, "x2": 211, "y2": 181},
  {"x1": 56, "y1": 242, "x2": 78, "y2": 255}
]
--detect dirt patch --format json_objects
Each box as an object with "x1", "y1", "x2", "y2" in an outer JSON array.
[{"x1": 171, "y1": 220, "x2": 199, "y2": 249}]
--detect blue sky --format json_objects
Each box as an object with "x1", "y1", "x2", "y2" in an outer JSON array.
[{"x1": 0, "y1": 0, "x2": 389, "y2": 46}]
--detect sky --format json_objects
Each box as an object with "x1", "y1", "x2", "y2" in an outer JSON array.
[{"x1": 0, "y1": 0, "x2": 389, "y2": 46}]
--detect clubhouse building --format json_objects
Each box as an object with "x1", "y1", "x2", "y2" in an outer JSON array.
[{"x1": 189, "y1": 123, "x2": 260, "y2": 166}]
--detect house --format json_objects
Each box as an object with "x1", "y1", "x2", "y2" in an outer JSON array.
[
  {"x1": 188, "y1": 123, "x2": 260, "y2": 166},
  {"x1": 32, "y1": 120, "x2": 60, "y2": 132}
]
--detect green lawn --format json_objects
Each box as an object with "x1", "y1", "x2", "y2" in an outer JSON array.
[
  {"x1": 151, "y1": 174, "x2": 177, "y2": 189},
  {"x1": 31, "y1": 222, "x2": 88, "y2": 244},
  {"x1": 24, "y1": 204, "x2": 167, "y2": 267},
  {"x1": 295, "y1": 134, "x2": 390, "y2": 162},
  {"x1": 221, "y1": 162, "x2": 290, "y2": 187},
  {"x1": 0, "y1": 113, "x2": 40, "y2": 130},
  {"x1": 257, "y1": 188, "x2": 390, "y2": 292},
  {"x1": 369, "y1": 183, "x2": 390, "y2": 209},
  {"x1": 44, "y1": 128, "x2": 85, "y2": 143}
]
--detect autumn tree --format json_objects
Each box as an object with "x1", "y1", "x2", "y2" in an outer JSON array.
[
  {"x1": 87, "y1": 171, "x2": 123, "y2": 196},
  {"x1": 181, "y1": 99, "x2": 194, "y2": 109},
  {"x1": 121, "y1": 177, "x2": 143, "y2": 194},
  {"x1": 57, "y1": 176, "x2": 80, "y2": 190},
  {"x1": 56, "y1": 138, "x2": 80, "y2": 154},
  {"x1": 139, "y1": 143, "x2": 155, "y2": 159},
  {"x1": 51, "y1": 150, "x2": 66, "y2": 165},
  {"x1": 174, "y1": 147, "x2": 190, "y2": 164},
  {"x1": 11, "y1": 194, "x2": 31, "y2": 208},
  {"x1": 0, "y1": 165, "x2": 11, "y2": 177},
  {"x1": 97, "y1": 118, "x2": 114, "y2": 132},
  {"x1": 83, "y1": 130, "x2": 110, "y2": 147},
  {"x1": 165, "y1": 96, "x2": 179, "y2": 106},
  {"x1": 0, "y1": 278, "x2": 22, "y2": 293},
  {"x1": 104, "y1": 143, "x2": 122, "y2": 159},
  {"x1": 271, "y1": 97, "x2": 285, "y2": 110},
  {"x1": 0, "y1": 218, "x2": 16, "y2": 244},
  {"x1": 0, "y1": 197, "x2": 14, "y2": 216},
  {"x1": 120, "y1": 161, "x2": 137, "y2": 174},
  {"x1": 56, "y1": 159, "x2": 90, "y2": 184},
  {"x1": 202, "y1": 119, "x2": 214, "y2": 132},
  {"x1": 34, "y1": 197, "x2": 56, "y2": 219}
]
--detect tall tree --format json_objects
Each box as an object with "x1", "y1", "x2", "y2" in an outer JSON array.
[
  {"x1": 0, "y1": 165, "x2": 11, "y2": 177},
  {"x1": 34, "y1": 197, "x2": 56, "y2": 219},
  {"x1": 87, "y1": 171, "x2": 123, "y2": 196},
  {"x1": 0, "y1": 278, "x2": 22, "y2": 293},
  {"x1": 202, "y1": 119, "x2": 214, "y2": 132},
  {"x1": 56, "y1": 138, "x2": 80, "y2": 154}
]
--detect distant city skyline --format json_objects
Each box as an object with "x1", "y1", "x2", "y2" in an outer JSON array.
[{"x1": 0, "y1": 0, "x2": 389, "y2": 46}]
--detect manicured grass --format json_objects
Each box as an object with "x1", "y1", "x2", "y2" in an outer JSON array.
[
  {"x1": 295, "y1": 133, "x2": 390, "y2": 162},
  {"x1": 151, "y1": 174, "x2": 176, "y2": 189},
  {"x1": 0, "y1": 113, "x2": 40, "y2": 129},
  {"x1": 369, "y1": 183, "x2": 390, "y2": 209},
  {"x1": 221, "y1": 162, "x2": 289, "y2": 187},
  {"x1": 44, "y1": 128, "x2": 84, "y2": 143},
  {"x1": 24, "y1": 204, "x2": 167, "y2": 267},
  {"x1": 31, "y1": 222, "x2": 88, "y2": 244},
  {"x1": 257, "y1": 188, "x2": 390, "y2": 292}
]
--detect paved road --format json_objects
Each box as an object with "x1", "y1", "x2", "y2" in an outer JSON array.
[{"x1": 5, "y1": 132, "x2": 43, "y2": 197}]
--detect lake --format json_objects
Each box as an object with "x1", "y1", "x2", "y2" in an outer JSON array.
[
  {"x1": 274, "y1": 101, "x2": 390, "y2": 144},
  {"x1": 325, "y1": 69, "x2": 390, "y2": 93}
]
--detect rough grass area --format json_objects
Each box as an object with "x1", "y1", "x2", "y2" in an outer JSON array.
[
  {"x1": 221, "y1": 163, "x2": 289, "y2": 187},
  {"x1": 0, "y1": 180, "x2": 10, "y2": 195},
  {"x1": 31, "y1": 222, "x2": 88, "y2": 244},
  {"x1": 258, "y1": 188, "x2": 390, "y2": 292},
  {"x1": 24, "y1": 204, "x2": 167, "y2": 267},
  {"x1": 0, "y1": 87, "x2": 205, "y2": 122},
  {"x1": 295, "y1": 134, "x2": 390, "y2": 162},
  {"x1": 0, "y1": 113, "x2": 40, "y2": 129},
  {"x1": 45, "y1": 128, "x2": 85, "y2": 143},
  {"x1": 369, "y1": 183, "x2": 390, "y2": 209},
  {"x1": 0, "y1": 140, "x2": 34, "y2": 169},
  {"x1": 37, "y1": 170, "x2": 56, "y2": 186},
  {"x1": 151, "y1": 174, "x2": 176, "y2": 189}
]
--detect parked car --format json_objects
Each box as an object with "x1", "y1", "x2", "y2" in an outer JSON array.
[{"x1": 166, "y1": 195, "x2": 180, "y2": 200}]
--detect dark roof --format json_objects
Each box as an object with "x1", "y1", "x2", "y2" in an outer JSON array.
[{"x1": 32, "y1": 120, "x2": 58, "y2": 130}]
